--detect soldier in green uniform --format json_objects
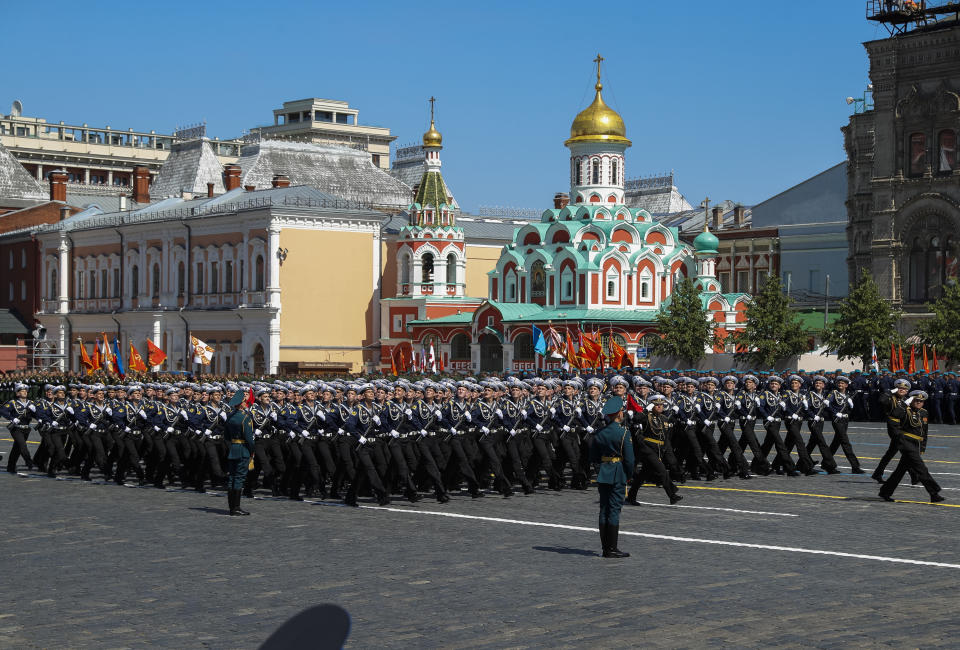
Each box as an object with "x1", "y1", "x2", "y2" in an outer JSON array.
[
  {"x1": 589, "y1": 396, "x2": 635, "y2": 559},
  {"x1": 225, "y1": 389, "x2": 256, "y2": 516}
]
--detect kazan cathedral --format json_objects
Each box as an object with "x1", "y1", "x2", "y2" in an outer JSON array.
[{"x1": 380, "y1": 60, "x2": 750, "y2": 374}]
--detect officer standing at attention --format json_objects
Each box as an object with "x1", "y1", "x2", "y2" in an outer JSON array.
[
  {"x1": 589, "y1": 396, "x2": 635, "y2": 559},
  {"x1": 225, "y1": 389, "x2": 255, "y2": 517}
]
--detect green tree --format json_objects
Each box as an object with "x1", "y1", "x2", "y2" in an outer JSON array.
[
  {"x1": 916, "y1": 282, "x2": 960, "y2": 365},
  {"x1": 822, "y1": 269, "x2": 901, "y2": 369},
  {"x1": 733, "y1": 275, "x2": 808, "y2": 368},
  {"x1": 651, "y1": 278, "x2": 716, "y2": 366}
]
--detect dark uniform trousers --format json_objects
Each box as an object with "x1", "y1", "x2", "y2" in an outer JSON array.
[
  {"x1": 5, "y1": 424, "x2": 33, "y2": 472},
  {"x1": 717, "y1": 420, "x2": 750, "y2": 476},
  {"x1": 803, "y1": 420, "x2": 838, "y2": 472},
  {"x1": 878, "y1": 437, "x2": 941, "y2": 499},
  {"x1": 759, "y1": 419, "x2": 797, "y2": 473},
  {"x1": 826, "y1": 418, "x2": 861, "y2": 471}
]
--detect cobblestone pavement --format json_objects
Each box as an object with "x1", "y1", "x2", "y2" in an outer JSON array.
[{"x1": 1, "y1": 422, "x2": 959, "y2": 649}]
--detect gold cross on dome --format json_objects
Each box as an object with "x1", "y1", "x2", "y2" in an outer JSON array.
[
  {"x1": 593, "y1": 54, "x2": 604, "y2": 84},
  {"x1": 429, "y1": 96, "x2": 436, "y2": 122}
]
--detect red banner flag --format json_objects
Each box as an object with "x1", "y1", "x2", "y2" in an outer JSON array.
[
  {"x1": 932, "y1": 346, "x2": 940, "y2": 372},
  {"x1": 565, "y1": 332, "x2": 581, "y2": 369},
  {"x1": 79, "y1": 339, "x2": 95, "y2": 375},
  {"x1": 922, "y1": 345, "x2": 930, "y2": 373},
  {"x1": 898, "y1": 345, "x2": 905, "y2": 372},
  {"x1": 908, "y1": 345, "x2": 916, "y2": 374},
  {"x1": 128, "y1": 342, "x2": 148, "y2": 372},
  {"x1": 146, "y1": 339, "x2": 167, "y2": 368},
  {"x1": 890, "y1": 342, "x2": 898, "y2": 372},
  {"x1": 91, "y1": 337, "x2": 103, "y2": 372}
]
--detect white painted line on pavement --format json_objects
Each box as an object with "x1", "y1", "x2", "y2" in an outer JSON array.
[
  {"x1": 363, "y1": 507, "x2": 960, "y2": 570},
  {"x1": 629, "y1": 501, "x2": 798, "y2": 517}
]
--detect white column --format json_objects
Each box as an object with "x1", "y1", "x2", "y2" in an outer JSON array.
[
  {"x1": 412, "y1": 256, "x2": 423, "y2": 297},
  {"x1": 107, "y1": 170, "x2": 114, "y2": 186},
  {"x1": 268, "y1": 320, "x2": 281, "y2": 374},
  {"x1": 84, "y1": 168, "x2": 90, "y2": 184},
  {"x1": 267, "y1": 225, "x2": 281, "y2": 308},
  {"x1": 57, "y1": 236, "x2": 70, "y2": 313},
  {"x1": 434, "y1": 255, "x2": 447, "y2": 295},
  {"x1": 36, "y1": 164, "x2": 43, "y2": 181}
]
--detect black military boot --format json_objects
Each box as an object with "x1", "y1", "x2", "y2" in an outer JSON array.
[
  {"x1": 602, "y1": 525, "x2": 630, "y2": 558},
  {"x1": 235, "y1": 490, "x2": 251, "y2": 516},
  {"x1": 599, "y1": 524, "x2": 608, "y2": 556},
  {"x1": 228, "y1": 490, "x2": 239, "y2": 515}
]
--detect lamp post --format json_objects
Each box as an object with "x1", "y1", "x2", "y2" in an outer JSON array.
[{"x1": 845, "y1": 84, "x2": 874, "y2": 114}]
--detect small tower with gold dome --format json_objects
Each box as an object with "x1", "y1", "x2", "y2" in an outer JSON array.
[{"x1": 567, "y1": 55, "x2": 631, "y2": 205}]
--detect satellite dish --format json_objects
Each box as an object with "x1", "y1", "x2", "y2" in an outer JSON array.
[{"x1": 11, "y1": 100, "x2": 22, "y2": 117}]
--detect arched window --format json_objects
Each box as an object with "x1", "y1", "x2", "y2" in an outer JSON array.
[
  {"x1": 225, "y1": 261, "x2": 233, "y2": 293},
  {"x1": 211, "y1": 261, "x2": 219, "y2": 293},
  {"x1": 939, "y1": 129, "x2": 956, "y2": 173},
  {"x1": 909, "y1": 132, "x2": 926, "y2": 176},
  {"x1": 574, "y1": 159, "x2": 582, "y2": 186},
  {"x1": 531, "y1": 260, "x2": 546, "y2": 304},
  {"x1": 255, "y1": 255, "x2": 264, "y2": 292},
  {"x1": 640, "y1": 276, "x2": 651, "y2": 299},
  {"x1": 88, "y1": 270, "x2": 96, "y2": 299},
  {"x1": 928, "y1": 236, "x2": 943, "y2": 299},
  {"x1": 21, "y1": 280, "x2": 26, "y2": 301},
  {"x1": 446, "y1": 253, "x2": 457, "y2": 284},
  {"x1": 152, "y1": 264, "x2": 161, "y2": 298},
  {"x1": 513, "y1": 332, "x2": 534, "y2": 361},
  {"x1": 561, "y1": 266, "x2": 574, "y2": 301},
  {"x1": 20, "y1": 249, "x2": 26, "y2": 269},
  {"x1": 450, "y1": 332, "x2": 471, "y2": 360},
  {"x1": 610, "y1": 159, "x2": 618, "y2": 185},
  {"x1": 400, "y1": 254, "x2": 411, "y2": 284},
  {"x1": 100, "y1": 269, "x2": 108, "y2": 299},
  {"x1": 606, "y1": 268, "x2": 619, "y2": 299},
  {"x1": 49, "y1": 268, "x2": 57, "y2": 299},
  {"x1": 591, "y1": 159, "x2": 600, "y2": 184},
  {"x1": 177, "y1": 262, "x2": 185, "y2": 296},
  {"x1": 422, "y1": 253, "x2": 435, "y2": 283},
  {"x1": 196, "y1": 262, "x2": 204, "y2": 293},
  {"x1": 130, "y1": 265, "x2": 138, "y2": 299},
  {"x1": 504, "y1": 269, "x2": 517, "y2": 302},
  {"x1": 909, "y1": 236, "x2": 925, "y2": 301}
]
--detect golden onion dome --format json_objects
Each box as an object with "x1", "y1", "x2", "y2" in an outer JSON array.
[
  {"x1": 566, "y1": 81, "x2": 631, "y2": 146},
  {"x1": 423, "y1": 119, "x2": 442, "y2": 148}
]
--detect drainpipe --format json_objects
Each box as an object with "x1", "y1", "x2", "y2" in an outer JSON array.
[
  {"x1": 178, "y1": 307, "x2": 190, "y2": 374},
  {"x1": 114, "y1": 228, "x2": 124, "y2": 305},
  {"x1": 179, "y1": 219, "x2": 192, "y2": 306}
]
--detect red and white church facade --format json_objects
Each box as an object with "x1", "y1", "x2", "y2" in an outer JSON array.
[{"x1": 380, "y1": 63, "x2": 750, "y2": 374}]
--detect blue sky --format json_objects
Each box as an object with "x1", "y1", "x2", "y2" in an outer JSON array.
[{"x1": 3, "y1": 1, "x2": 887, "y2": 213}]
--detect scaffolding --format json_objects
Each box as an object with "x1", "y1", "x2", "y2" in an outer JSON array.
[
  {"x1": 30, "y1": 337, "x2": 67, "y2": 371},
  {"x1": 867, "y1": 0, "x2": 960, "y2": 36}
]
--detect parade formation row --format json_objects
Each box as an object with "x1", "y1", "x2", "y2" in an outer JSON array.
[{"x1": 0, "y1": 369, "x2": 946, "y2": 506}]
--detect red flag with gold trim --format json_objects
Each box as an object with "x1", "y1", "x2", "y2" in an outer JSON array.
[
  {"x1": 146, "y1": 339, "x2": 167, "y2": 368},
  {"x1": 128, "y1": 342, "x2": 148, "y2": 373}
]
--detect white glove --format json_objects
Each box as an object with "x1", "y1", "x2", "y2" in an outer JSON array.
[
  {"x1": 748, "y1": 415, "x2": 756, "y2": 421},
  {"x1": 337, "y1": 428, "x2": 345, "y2": 435},
  {"x1": 840, "y1": 413, "x2": 849, "y2": 419},
  {"x1": 586, "y1": 426, "x2": 594, "y2": 434},
  {"x1": 300, "y1": 431, "x2": 310, "y2": 438},
  {"x1": 166, "y1": 427, "x2": 174, "y2": 433},
  {"x1": 154, "y1": 426, "x2": 161, "y2": 432},
  {"x1": 464, "y1": 412, "x2": 472, "y2": 422},
  {"x1": 562, "y1": 425, "x2": 571, "y2": 432},
  {"x1": 359, "y1": 436, "x2": 368, "y2": 445},
  {"x1": 28, "y1": 403, "x2": 36, "y2": 412},
  {"x1": 847, "y1": 398, "x2": 854, "y2": 408},
  {"x1": 106, "y1": 408, "x2": 112, "y2": 416},
  {"x1": 138, "y1": 410, "x2": 146, "y2": 418},
  {"x1": 695, "y1": 404, "x2": 702, "y2": 412},
  {"x1": 521, "y1": 411, "x2": 528, "y2": 419},
  {"x1": 672, "y1": 405, "x2": 680, "y2": 413},
  {"x1": 724, "y1": 417, "x2": 731, "y2": 423},
  {"x1": 890, "y1": 388, "x2": 898, "y2": 394},
  {"x1": 755, "y1": 397, "x2": 762, "y2": 405},
  {"x1": 420, "y1": 429, "x2": 428, "y2": 437},
  {"x1": 704, "y1": 419, "x2": 712, "y2": 426},
  {"x1": 288, "y1": 431, "x2": 296, "y2": 439},
  {"x1": 254, "y1": 428, "x2": 262, "y2": 435},
  {"x1": 509, "y1": 429, "x2": 518, "y2": 437},
  {"x1": 481, "y1": 426, "x2": 490, "y2": 434},
  {"x1": 779, "y1": 401, "x2": 786, "y2": 408},
  {"x1": 626, "y1": 410, "x2": 634, "y2": 419},
  {"x1": 575, "y1": 407, "x2": 582, "y2": 415},
  {"x1": 372, "y1": 415, "x2": 381, "y2": 425},
  {"x1": 535, "y1": 423, "x2": 543, "y2": 432},
  {"x1": 494, "y1": 408, "x2": 503, "y2": 418},
  {"x1": 687, "y1": 419, "x2": 695, "y2": 426},
  {"x1": 766, "y1": 416, "x2": 774, "y2": 422},
  {"x1": 89, "y1": 423, "x2": 97, "y2": 430},
  {"x1": 204, "y1": 429, "x2": 212, "y2": 436},
  {"x1": 549, "y1": 407, "x2": 556, "y2": 415},
  {"x1": 11, "y1": 418, "x2": 19, "y2": 425},
  {"x1": 404, "y1": 408, "x2": 413, "y2": 416},
  {"x1": 66, "y1": 406, "x2": 75, "y2": 415},
  {"x1": 734, "y1": 400, "x2": 741, "y2": 408},
  {"x1": 317, "y1": 411, "x2": 326, "y2": 421},
  {"x1": 791, "y1": 414, "x2": 800, "y2": 421},
  {"x1": 391, "y1": 430, "x2": 400, "y2": 438},
  {"x1": 269, "y1": 411, "x2": 278, "y2": 421},
  {"x1": 124, "y1": 426, "x2": 131, "y2": 433},
  {"x1": 219, "y1": 411, "x2": 228, "y2": 421},
  {"x1": 905, "y1": 396, "x2": 915, "y2": 406},
  {"x1": 449, "y1": 427, "x2": 457, "y2": 435},
  {"x1": 813, "y1": 415, "x2": 821, "y2": 422}
]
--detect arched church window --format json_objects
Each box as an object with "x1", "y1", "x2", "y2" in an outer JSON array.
[
  {"x1": 909, "y1": 236, "x2": 925, "y2": 301},
  {"x1": 422, "y1": 253, "x2": 434, "y2": 283},
  {"x1": 513, "y1": 332, "x2": 534, "y2": 361},
  {"x1": 255, "y1": 255, "x2": 264, "y2": 292},
  {"x1": 450, "y1": 333, "x2": 471, "y2": 360},
  {"x1": 909, "y1": 133, "x2": 926, "y2": 177},
  {"x1": 611, "y1": 159, "x2": 618, "y2": 185},
  {"x1": 531, "y1": 260, "x2": 545, "y2": 299},
  {"x1": 606, "y1": 269, "x2": 619, "y2": 299},
  {"x1": 574, "y1": 159, "x2": 582, "y2": 186},
  {"x1": 49, "y1": 268, "x2": 57, "y2": 299},
  {"x1": 591, "y1": 159, "x2": 600, "y2": 185},
  {"x1": 928, "y1": 236, "x2": 943, "y2": 299},
  {"x1": 505, "y1": 270, "x2": 517, "y2": 302},
  {"x1": 446, "y1": 253, "x2": 457, "y2": 284},
  {"x1": 561, "y1": 267, "x2": 574, "y2": 301},
  {"x1": 939, "y1": 130, "x2": 956, "y2": 173},
  {"x1": 400, "y1": 254, "x2": 410, "y2": 284}
]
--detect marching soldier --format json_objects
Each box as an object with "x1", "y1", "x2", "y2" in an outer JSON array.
[
  {"x1": 1, "y1": 382, "x2": 37, "y2": 473},
  {"x1": 878, "y1": 390, "x2": 944, "y2": 503}
]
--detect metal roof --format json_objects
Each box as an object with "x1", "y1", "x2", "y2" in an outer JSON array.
[
  {"x1": 0, "y1": 309, "x2": 29, "y2": 335},
  {"x1": 0, "y1": 137, "x2": 45, "y2": 201},
  {"x1": 150, "y1": 139, "x2": 226, "y2": 199}
]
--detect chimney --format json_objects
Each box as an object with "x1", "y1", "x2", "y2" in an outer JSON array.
[
  {"x1": 223, "y1": 164, "x2": 242, "y2": 191},
  {"x1": 59, "y1": 206, "x2": 70, "y2": 221},
  {"x1": 132, "y1": 166, "x2": 150, "y2": 204},
  {"x1": 553, "y1": 192, "x2": 570, "y2": 210},
  {"x1": 271, "y1": 174, "x2": 290, "y2": 188},
  {"x1": 712, "y1": 206, "x2": 723, "y2": 231},
  {"x1": 119, "y1": 195, "x2": 127, "y2": 211},
  {"x1": 733, "y1": 204, "x2": 747, "y2": 228},
  {"x1": 207, "y1": 182, "x2": 215, "y2": 198},
  {"x1": 49, "y1": 169, "x2": 68, "y2": 203},
  {"x1": 244, "y1": 184, "x2": 255, "y2": 192}
]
